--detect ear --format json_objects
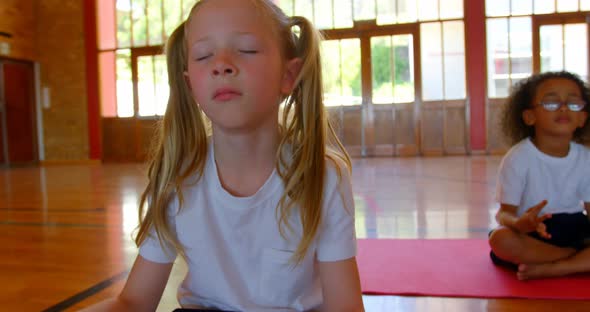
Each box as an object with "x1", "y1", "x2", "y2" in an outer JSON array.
[
  {"x1": 522, "y1": 109, "x2": 536, "y2": 126},
  {"x1": 183, "y1": 71, "x2": 192, "y2": 90},
  {"x1": 280, "y1": 58, "x2": 303, "y2": 95}
]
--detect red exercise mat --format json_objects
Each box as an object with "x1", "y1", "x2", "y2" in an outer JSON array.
[{"x1": 357, "y1": 239, "x2": 590, "y2": 300}]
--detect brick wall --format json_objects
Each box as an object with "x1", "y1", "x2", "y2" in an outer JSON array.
[
  {"x1": 36, "y1": 0, "x2": 89, "y2": 160},
  {"x1": 0, "y1": 0, "x2": 89, "y2": 161},
  {"x1": 0, "y1": 0, "x2": 36, "y2": 60}
]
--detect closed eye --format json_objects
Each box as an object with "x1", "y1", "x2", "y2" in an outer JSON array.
[
  {"x1": 239, "y1": 50, "x2": 258, "y2": 54},
  {"x1": 195, "y1": 54, "x2": 212, "y2": 61}
]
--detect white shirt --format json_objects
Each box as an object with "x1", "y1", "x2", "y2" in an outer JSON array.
[
  {"x1": 139, "y1": 144, "x2": 357, "y2": 311},
  {"x1": 496, "y1": 138, "x2": 590, "y2": 216}
]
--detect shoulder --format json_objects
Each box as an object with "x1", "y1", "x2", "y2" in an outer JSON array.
[
  {"x1": 571, "y1": 142, "x2": 590, "y2": 158},
  {"x1": 497, "y1": 138, "x2": 534, "y2": 180},
  {"x1": 571, "y1": 143, "x2": 590, "y2": 171},
  {"x1": 324, "y1": 154, "x2": 352, "y2": 190},
  {"x1": 502, "y1": 138, "x2": 533, "y2": 165},
  {"x1": 322, "y1": 155, "x2": 354, "y2": 215}
]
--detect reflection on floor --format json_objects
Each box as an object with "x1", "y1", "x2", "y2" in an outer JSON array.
[{"x1": 2, "y1": 156, "x2": 586, "y2": 311}]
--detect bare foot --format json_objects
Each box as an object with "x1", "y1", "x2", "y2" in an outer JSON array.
[{"x1": 517, "y1": 263, "x2": 566, "y2": 280}]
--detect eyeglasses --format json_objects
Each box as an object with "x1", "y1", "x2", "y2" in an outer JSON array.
[{"x1": 534, "y1": 100, "x2": 586, "y2": 112}]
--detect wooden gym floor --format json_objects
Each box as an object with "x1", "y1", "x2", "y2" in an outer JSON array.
[{"x1": 1, "y1": 156, "x2": 589, "y2": 311}]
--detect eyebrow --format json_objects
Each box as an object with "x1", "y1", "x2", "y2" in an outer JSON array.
[
  {"x1": 193, "y1": 32, "x2": 257, "y2": 44},
  {"x1": 541, "y1": 91, "x2": 581, "y2": 97}
]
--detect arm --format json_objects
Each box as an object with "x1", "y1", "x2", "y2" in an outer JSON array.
[
  {"x1": 585, "y1": 202, "x2": 590, "y2": 221},
  {"x1": 319, "y1": 257, "x2": 364, "y2": 312},
  {"x1": 81, "y1": 255, "x2": 173, "y2": 312},
  {"x1": 495, "y1": 203, "x2": 520, "y2": 229},
  {"x1": 496, "y1": 200, "x2": 551, "y2": 238}
]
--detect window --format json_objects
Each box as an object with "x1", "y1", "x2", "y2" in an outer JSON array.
[
  {"x1": 278, "y1": 0, "x2": 462, "y2": 27},
  {"x1": 486, "y1": 17, "x2": 532, "y2": 98},
  {"x1": 420, "y1": 21, "x2": 466, "y2": 101},
  {"x1": 99, "y1": 0, "x2": 468, "y2": 118},
  {"x1": 98, "y1": 0, "x2": 197, "y2": 118},
  {"x1": 371, "y1": 35, "x2": 415, "y2": 104},
  {"x1": 321, "y1": 39, "x2": 362, "y2": 106},
  {"x1": 485, "y1": 0, "x2": 590, "y2": 98}
]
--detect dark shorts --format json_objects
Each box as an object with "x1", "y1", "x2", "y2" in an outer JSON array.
[{"x1": 489, "y1": 212, "x2": 590, "y2": 270}]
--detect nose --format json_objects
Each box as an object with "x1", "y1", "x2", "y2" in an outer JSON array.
[
  {"x1": 212, "y1": 54, "x2": 237, "y2": 77},
  {"x1": 558, "y1": 102, "x2": 568, "y2": 112}
]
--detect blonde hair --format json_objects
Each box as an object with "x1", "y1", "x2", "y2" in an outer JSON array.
[{"x1": 136, "y1": 0, "x2": 351, "y2": 264}]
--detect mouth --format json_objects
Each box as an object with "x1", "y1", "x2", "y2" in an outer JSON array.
[
  {"x1": 213, "y1": 88, "x2": 242, "y2": 101},
  {"x1": 554, "y1": 116, "x2": 571, "y2": 123}
]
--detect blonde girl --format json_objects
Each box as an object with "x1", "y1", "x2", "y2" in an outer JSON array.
[{"x1": 84, "y1": 0, "x2": 364, "y2": 311}]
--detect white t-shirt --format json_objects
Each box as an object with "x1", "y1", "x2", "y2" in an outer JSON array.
[
  {"x1": 139, "y1": 145, "x2": 357, "y2": 311},
  {"x1": 496, "y1": 138, "x2": 590, "y2": 216}
]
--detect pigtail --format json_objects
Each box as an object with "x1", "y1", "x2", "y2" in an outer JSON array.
[
  {"x1": 135, "y1": 21, "x2": 209, "y2": 258},
  {"x1": 277, "y1": 16, "x2": 351, "y2": 264}
]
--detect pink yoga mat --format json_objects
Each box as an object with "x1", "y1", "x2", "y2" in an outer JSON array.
[{"x1": 357, "y1": 239, "x2": 590, "y2": 300}]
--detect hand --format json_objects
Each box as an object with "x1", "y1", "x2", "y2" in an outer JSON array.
[{"x1": 514, "y1": 200, "x2": 552, "y2": 238}]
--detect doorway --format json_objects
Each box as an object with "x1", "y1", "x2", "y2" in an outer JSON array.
[{"x1": 0, "y1": 59, "x2": 38, "y2": 165}]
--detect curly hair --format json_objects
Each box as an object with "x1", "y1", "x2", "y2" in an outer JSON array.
[{"x1": 501, "y1": 71, "x2": 590, "y2": 146}]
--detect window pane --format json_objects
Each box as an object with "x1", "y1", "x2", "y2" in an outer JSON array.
[
  {"x1": 397, "y1": 0, "x2": 417, "y2": 23},
  {"x1": 511, "y1": 0, "x2": 532, "y2": 15},
  {"x1": 540, "y1": 25, "x2": 563, "y2": 72},
  {"x1": 315, "y1": 0, "x2": 334, "y2": 29},
  {"x1": 164, "y1": 1, "x2": 182, "y2": 39},
  {"x1": 132, "y1": 0, "x2": 148, "y2": 46},
  {"x1": 321, "y1": 39, "x2": 361, "y2": 106},
  {"x1": 147, "y1": 0, "x2": 164, "y2": 45},
  {"x1": 278, "y1": 0, "x2": 294, "y2": 16},
  {"x1": 564, "y1": 24, "x2": 588, "y2": 81},
  {"x1": 138, "y1": 56, "x2": 156, "y2": 116},
  {"x1": 582, "y1": 0, "x2": 590, "y2": 10},
  {"x1": 534, "y1": 0, "x2": 555, "y2": 14},
  {"x1": 98, "y1": 0, "x2": 116, "y2": 50},
  {"x1": 376, "y1": 0, "x2": 396, "y2": 25},
  {"x1": 557, "y1": 0, "x2": 579, "y2": 12},
  {"x1": 509, "y1": 17, "x2": 532, "y2": 85},
  {"x1": 321, "y1": 40, "x2": 342, "y2": 106},
  {"x1": 295, "y1": 0, "x2": 314, "y2": 23},
  {"x1": 339, "y1": 39, "x2": 362, "y2": 105},
  {"x1": 440, "y1": 0, "x2": 463, "y2": 19},
  {"x1": 372, "y1": 36, "x2": 394, "y2": 104},
  {"x1": 333, "y1": 0, "x2": 353, "y2": 28},
  {"x1": 486, "y1": 0, "x2": 510, "y2": 17},
  {"x1": 183, "y1": 0, "x2": 196, "y2": 19},
  {"x1": 353, "y1": 0, "x2": 376, "y2": 21},
  {"x1": 421, "y1": 22, "x2": 443, "y2": 100},
  {"x1": 486, "y1": 18, "x2": 509, "y2": 98},
  {"x1": 116, "y1": 49, "x2": 133, "y2": 117},
  {"x1": 418, "y1": 0, "x2": 438, "y2": 21},
  {"x1": 99, "y1": 52, "x2": 117, "y2": 117},
  {"x1": 443, "y1": 21, "x2": 465, "y2": 99},
  {"x1": 393, "y1": 35, "x2": 414, "y2": 102},
  {"x1": 487, "y1": 17, "x2": 532, "y2": 97},
  {"x1": 116, "y1": 0, "x2": 132, "y2": 48},
  {"x1": 154, "y1": 55, "x2": 169, "y2": 115}
]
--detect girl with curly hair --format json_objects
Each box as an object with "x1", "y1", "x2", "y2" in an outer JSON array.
[{"x1": 489, "y1": 71, "x2": 590, "y2": 280}]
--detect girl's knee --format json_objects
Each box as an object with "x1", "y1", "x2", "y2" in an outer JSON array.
[{"x1": 489, "y1": 227, "x2": 518, "y2": 251}]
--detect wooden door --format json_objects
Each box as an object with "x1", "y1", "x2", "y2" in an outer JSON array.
[
  {"x1": 323, "y1": 22, "x2": 423, "y2": 157},
  {"x1": 368, "y1": 31, "x2": 421, "y2": 157},
  {"x1": 0, "y1": 60, "x2": 37, "y2": 164}
]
